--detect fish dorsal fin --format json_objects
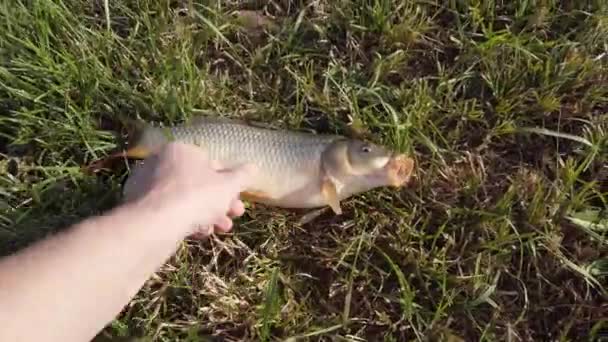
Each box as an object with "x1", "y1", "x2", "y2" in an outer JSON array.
[
  {"x1": 186, "y1": 114, "x2": 347, "y2": 141},
  {"x1": 185, "y1": 115, "x2": 284, "y2": 131},
  {"x1": 186, "y1": 115, "x2": 248, "y2": 126},
  {"x1": 243, "y1": 118, "x2": 282, "y2": 130}
]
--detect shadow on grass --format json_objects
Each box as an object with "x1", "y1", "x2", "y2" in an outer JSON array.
[{"x1": 0, "y1": 175, "x2": 124, "y2": 257}]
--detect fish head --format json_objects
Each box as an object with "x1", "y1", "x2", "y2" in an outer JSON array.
[
  {"x1": 344, "y1": 140, "x2": 393, "y2": 175},
  {"x1": 323, "y1": 139, "x2": 415, "y2": 197}
]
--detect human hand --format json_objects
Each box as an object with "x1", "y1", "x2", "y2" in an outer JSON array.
[{"x1": 122, "y1": 142, "x2": 256, "y2": 237}]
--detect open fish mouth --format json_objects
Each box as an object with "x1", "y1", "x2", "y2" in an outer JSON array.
[{"x1": 382, "y1": 153, "x2": 415, "y2": 187}]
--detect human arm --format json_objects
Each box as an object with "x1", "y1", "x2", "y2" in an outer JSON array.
[{"x1": 0, "y1": 143, "x2": 254, "y2": 342}]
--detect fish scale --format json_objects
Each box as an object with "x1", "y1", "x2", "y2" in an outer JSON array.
[
  {"x1": 170, "y1": 122, "x2": 338, "y2": 170},
  {"x1": 162, "y1": 120, "x2": 343, "y2": 207},
  {"x1": 107, "y1": 116, "x2": 415, "y2": 213}
]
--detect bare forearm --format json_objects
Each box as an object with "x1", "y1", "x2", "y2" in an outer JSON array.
[{"x1": 0, "y1": 199, "x2": 189, "y2": 342}]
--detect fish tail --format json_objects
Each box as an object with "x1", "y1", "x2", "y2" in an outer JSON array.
[
  {"x1": 120, "y1": 116, "x2": 171, "y2": 158},
  {"x1": 83, "y1": 116, "x2": 170, "y2": 174}
]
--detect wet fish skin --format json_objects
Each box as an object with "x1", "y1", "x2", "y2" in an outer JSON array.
[{"x1": 113, "y1": 116, "x2": 415, "y2": 214}]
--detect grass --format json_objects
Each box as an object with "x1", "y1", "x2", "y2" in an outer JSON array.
[{"x1": 1, "y1": 0, "x2": 607, "y2": 340}]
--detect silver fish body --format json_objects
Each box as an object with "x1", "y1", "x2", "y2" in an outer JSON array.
[
  {"x1": 120, "y1": 117, "x2": 415, "y2": 213},
  {"x1": 164, "y1": 120, "x2": 342, "y2": 208}
]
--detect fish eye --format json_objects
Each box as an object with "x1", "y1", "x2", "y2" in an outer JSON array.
[{"x1": 361, "y1": 145, "x2": 372, "y2": 153}]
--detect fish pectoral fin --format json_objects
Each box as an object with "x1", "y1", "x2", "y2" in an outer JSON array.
[
  {"x1": 321, "y1": 177, "x2": 342, "y2": 215},
  {"x1": 298, "y1": 207, "x2": 329, "y2": 225}
]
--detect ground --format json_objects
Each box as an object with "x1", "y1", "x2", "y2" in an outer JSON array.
[{"x1": 1, "y1": 0, "x2": 607, "y2": 341}]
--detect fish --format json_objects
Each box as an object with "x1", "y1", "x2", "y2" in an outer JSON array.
[{"x1": 89, "y1": 116, "x2": 415, "y2": 215}]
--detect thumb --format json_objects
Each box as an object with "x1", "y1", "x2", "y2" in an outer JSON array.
[{"x1": 219, "y1": 163, "x2": 258, "y2": 191}]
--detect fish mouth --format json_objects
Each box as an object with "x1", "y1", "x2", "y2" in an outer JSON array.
[
  {"x1": 382, "y1": 153, "x2": 415, "y2": 187},
  {"x1": 372, "y1": 155, "x2": 392, "y2": 169}
]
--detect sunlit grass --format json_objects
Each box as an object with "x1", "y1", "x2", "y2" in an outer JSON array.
[{"x1": 1, "y1": 0, "x2": 607, "y2": 341}]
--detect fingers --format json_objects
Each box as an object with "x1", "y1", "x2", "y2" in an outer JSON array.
[
  {"x1": 227, "y1": 198, "x2": 245, "y2": 217},
  {"x1": 189, "y1": 223, "x2": 212, "y2": 238},
  {"x1": 190, "y1": 199, "x2": 242, "y2": 238},
  {"x1": 213, "y1": 215, "x2": 233, "y2": 233},
  {"x1": 219, "y1": 163, "x2": 258, "y2": 192},
  {"x1": 190, "y1": 216, "x2": 234, "y2": 239},
  {"x1": 148, "y1": 143, "x2": 253, "y2": 237},
  {"x1": 160, "y1": 142, "x2": 256, "y2": 190},
  {"x1": 190, "y1": 199, "x2": 241, "y2": 238}
]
